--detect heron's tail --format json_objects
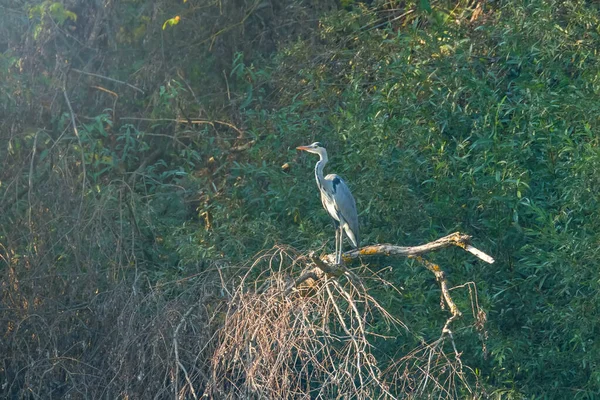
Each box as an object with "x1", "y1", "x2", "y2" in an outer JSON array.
[{"x1": 343, "y1": 223, "x2": 359, "y2": 249}]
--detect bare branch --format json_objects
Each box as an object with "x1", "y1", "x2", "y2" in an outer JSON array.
[
  {"x1": 463, "y1": 244, "x2": 495, "y2": 264},
  {"x1": 287, "y1": 232, "x2": 491, "y2": 306},
  {"x1": 91, "y1": 85, "x2": 118, "y2": 123},
  {"x1": 303, "y1": 232, "x2": 488, "y2": 348},
  {"x1": 409, "y1": 256, "x2": 461, "y2": 320},
  {"x1": 340, "y1": 232, "x2": 495, "y2": 264},
  {"x1": 283, "y1": 269, "x2": 321, "y2": 296}
]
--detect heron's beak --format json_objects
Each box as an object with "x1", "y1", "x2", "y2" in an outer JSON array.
[{"x1": 296, "y1": 146, "x2": 310, "y2": 151}]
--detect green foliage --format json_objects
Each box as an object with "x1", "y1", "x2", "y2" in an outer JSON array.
[
  {"x1": 29, "y1": 1, "x2": 77, "y2": 39},
  {"x1": 28, "y1": 1, "x2": 77, "y2": 23}
]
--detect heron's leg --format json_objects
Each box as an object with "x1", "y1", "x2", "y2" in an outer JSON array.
[
  {"x1": 337, "y1": 225, "x2": 344, "y2": 264},
  {"x1": 332, "y1": 220, "x2": 340, "y2": 264},
  {"x1": 334, "y1": 228, "x2": 340, "y2": 264}
]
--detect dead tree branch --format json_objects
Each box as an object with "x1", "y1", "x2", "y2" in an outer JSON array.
[
  {"x1": 409, "y1": 255, "x2": 461, "y2": 322},
  {"x1": 294, "y1": 231, "x2": 491, "y2": 356},
  {"x1": 340, "y1": 231, "x2": 494, "y2": 264},
  {"x1": 211, "y1": 242, "x2": 487, "y2": 398},
  {"x1": 295, "y1": 232, "x2": 492, "y2": 307},
  {"x1": 211, "y1": 233, "x2": 492, "y2": 397},
  {"x1": 289, "y1": 232, "x2": 490, "y2": 398}
]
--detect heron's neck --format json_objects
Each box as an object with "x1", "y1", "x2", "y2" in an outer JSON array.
[{"x1": 314, "y1": 152, "x2": 328, "y2": 190}]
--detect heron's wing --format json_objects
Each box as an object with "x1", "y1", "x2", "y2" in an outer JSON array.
[{"x1": 325, "y1": 174, "x2": 359, "y2": 248}]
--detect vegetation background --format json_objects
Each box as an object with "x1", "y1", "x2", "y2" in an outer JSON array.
[{"x1": 1, "y1": 0, "x2": 599, "y2": 398}]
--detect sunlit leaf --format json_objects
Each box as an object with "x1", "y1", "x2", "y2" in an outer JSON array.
[{"x1": 162, "y1": 15, "x2": 181, "y2": 30}]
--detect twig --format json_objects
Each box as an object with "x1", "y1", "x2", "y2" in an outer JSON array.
[
  {"x1": 177, "y1": 70, "x2": 201, "y2": 105},
  {"x1": 71, "y1": 68, "x2": 145, "y2": 94},
  {"x1": 119, "y1": 117, "x2": 244, "y2": 137},
  {"x1": 28, "y1": 132, "x2": 39, "y2": 232},
  {"x1": 409, "y1": 254, "x2": 466, "y2": 390},
  {"x1": 62, "y1": 87, "x2": 86, "y2": 219},
  {"x1": 174, "y1": 304, "x2": 199, "y2": 400},
  {"x1": 229, "y1": 140, "x2": 255, "y2": 153},
  {"x1": 223, "y1": 70, "x2": 231, "y2": 101},
  {"x1": 91, "y1": 85, "x2": 118, "y2": 122}
]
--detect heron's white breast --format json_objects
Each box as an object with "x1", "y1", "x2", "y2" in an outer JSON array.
[{"x1": 321, "y1": 192, "x2": 341, "y2": 222}]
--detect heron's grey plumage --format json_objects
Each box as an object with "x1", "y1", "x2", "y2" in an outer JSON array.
[
  {"x1": 321, "y1": 174, "x2": 359, "y2": 247},
  {"x1": 297, "y1": 142, "x2": 359, "y2": 264}
]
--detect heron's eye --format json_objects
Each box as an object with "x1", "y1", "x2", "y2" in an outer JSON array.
[{"x1": 314, "y1": 142, "x2": 322, "y2": 147}]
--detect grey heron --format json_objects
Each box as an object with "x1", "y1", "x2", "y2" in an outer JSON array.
[{"x1": 297, "y1": 142, "x2": 359, "y2": 264}]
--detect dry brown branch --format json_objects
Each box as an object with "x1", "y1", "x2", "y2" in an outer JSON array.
[
  {"x1": 381, "y1": 277, "x2": 488, "y2": 398},
  {"x1": 340, "y1": 231, "x2": 495, "y2": 264},
  {"x1": 209, "y1": 242, "x2": 482, "y2": 399},
  {"x1": 409, "y1": 255, "x2": 464, "y2": 381},
  {"x1": 208, "y1": 247, "x2": 402, "y2": 399},
  {"x1": 310, "y1": 232, "x2": 490, "y2": 329},
  {"x1": 409, "y1": 255, "x2": 461, "y2": 322},
  {"x1": 208, "y1": 239, "x2": 488, "y2": 399},
  {"x1": 287, "y1": 233, "x2": 489, "y2": 338},
  {"x1": 385, "y1": 337, "x2": 476, "y2": 398}
]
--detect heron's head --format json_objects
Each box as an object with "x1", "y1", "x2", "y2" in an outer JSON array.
[{"x1": 296, "y1": 142, "x2": 326, "y2": 156}]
